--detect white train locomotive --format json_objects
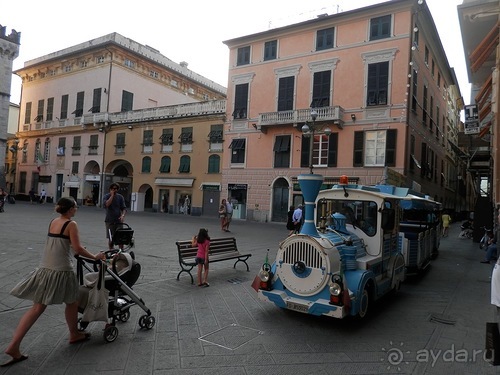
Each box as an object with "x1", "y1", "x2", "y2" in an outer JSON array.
[{"x1": 256, "y1": 174, "x2": 408, "y2": 319}]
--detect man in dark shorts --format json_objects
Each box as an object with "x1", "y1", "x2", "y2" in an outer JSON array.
[{"x1": 103, "y1": 183, "x2": 127, "y2": 250}]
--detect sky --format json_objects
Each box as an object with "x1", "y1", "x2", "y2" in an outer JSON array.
[{"x1": 3, "y1": 0, "x2": 470, "y2": 106}]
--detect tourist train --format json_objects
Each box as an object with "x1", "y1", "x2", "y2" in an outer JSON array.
[{"x1": 255, "y1": 174, "x2": 441, "y2": 319}]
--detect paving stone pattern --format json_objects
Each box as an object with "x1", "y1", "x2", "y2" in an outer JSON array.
[{"x1": 0, "y1": 202, "x2": 497, "y2": 374}]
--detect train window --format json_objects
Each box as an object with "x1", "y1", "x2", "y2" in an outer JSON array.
[{"x1": 319, "y1": 199, "x2": 378, "y2": 236}]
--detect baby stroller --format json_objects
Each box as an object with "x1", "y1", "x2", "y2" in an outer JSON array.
[
  {"x1": 109, "y1": 223, "x2": 135, "y2": 252},
  {"x1": 76, "y1": 252, "x2": 155, "y2": 343}
]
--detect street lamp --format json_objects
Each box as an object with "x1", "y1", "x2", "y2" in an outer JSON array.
[{"x1": 301, "y1": 109, "x2": 331, "y2": 174}]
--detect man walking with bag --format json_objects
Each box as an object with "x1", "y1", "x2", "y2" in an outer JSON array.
[{"x1": 103, "y1": 183, "x2": 127, "y2": 250}]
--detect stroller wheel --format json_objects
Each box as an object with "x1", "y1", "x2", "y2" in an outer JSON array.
[
  {"x1": 103, "y1": 325, "x2": 119, "y2": 343},
  {"x1": 139, "y1": 315, "x2": 155, "y2": 330},
  {"x1": 119, "y1": 310, "x2": 130, "y2": 322},
  {"x1": 138, "y1": 315, "x2": 146, "y2": 328}
]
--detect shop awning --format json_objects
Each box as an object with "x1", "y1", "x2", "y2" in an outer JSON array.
[{"x1": 154, "y1": 178, "x2": 194, "y2": 187}]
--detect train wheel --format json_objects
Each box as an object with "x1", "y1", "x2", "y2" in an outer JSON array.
[{"x1": 357, "y1": 287, "x2": 370, "y2": 319}]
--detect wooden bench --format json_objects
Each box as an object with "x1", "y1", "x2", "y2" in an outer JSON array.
[{"x1": 175, "y1": 237, "x2": 252, "y2": 284}]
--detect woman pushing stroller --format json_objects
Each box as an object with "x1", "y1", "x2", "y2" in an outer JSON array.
[{"x1": 1, "y1": 197, "x2": 106, "y2": 367}]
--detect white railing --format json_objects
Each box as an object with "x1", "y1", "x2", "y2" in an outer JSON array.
[
  {"x1": 258, "y1": 106, "x2": 344, "y2": 126},
  {"x1": 110, "y1": 100, "x2": 226, "y2": 124},
  {"x1": 19, "y1": 100, "x2": 226, "y2": 133}
]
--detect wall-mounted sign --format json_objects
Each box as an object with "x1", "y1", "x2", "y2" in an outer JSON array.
[{"x1": 464, "y1": 104, "x2": 480, "y2": 134}]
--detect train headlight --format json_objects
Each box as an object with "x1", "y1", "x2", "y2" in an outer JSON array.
[
  {"x1": 259, "y1": 269, "x2": 270, "y2": 282},
  {"x1": 329, "y1": 283, "x2": 342, "y2": 296}
]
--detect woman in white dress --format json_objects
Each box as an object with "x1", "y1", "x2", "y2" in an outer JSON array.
[{"x1": 1, "y1": 197, "x2": 106, "y2": 367}]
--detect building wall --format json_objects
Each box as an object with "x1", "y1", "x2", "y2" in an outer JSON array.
[
  {"x1": 13, "y1": 33, "x2": 227, "y2": 207},
  {"x1": 222, "y1": 0, "x2": 462, "y2": 222}
]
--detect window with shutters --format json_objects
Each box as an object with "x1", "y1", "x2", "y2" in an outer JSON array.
[
  {"x1": 300, "y1": 133, "x2": 338, "y2": 169},
  {"x1": 353, "y1": 130, "x2": 396, "y2": 167},
  {"x1": 179, "y1": 127, "x2": 193, "y2": 152},
  {"x1": 208, "y1": 155, "x2": 220, "y2": 173},
  {"x1": 233, "y1": 84, "x2": 248, "y2": 119},
  {"x1": 160, "y1": 156, "x2": 171, "y2": 173},
  {"x1": 73, "y1": 92, "x2": 84, "y2": 117},
  {"x1": 89, "y1": 134, "x2": 98, "y2": 155},
  {"x1": 72, "y1": 136, "x2": 81, "y2": 156},
  {"x1": 141, "y1": 157, "x2": 151, "y2": 173},
  {"x1": 143, "y1": 129, "x2": 153, "y2": 153},
  {"x1": 369, "y1": 15, "x2": 392, "y2": 41},
  {"x1": 264, "y1": 40, "x2": 277, "y2": 61},
  {"x1": 24, "y1": 102, "x2": 32, "y2": 125},
  {"x1": 316, "y1": 27, "x2": 335, "y2": 51},
  {"x1": 179, "y1": 155, "x2": 191, "y2": 173},
  {"x1": 160, "y1": 128, "x2": 173, "y2": 152},
  {"x1": 47, "y1": 97, "x2": 54, "y2": 121},
  {"x1": 237, "y1": 46, "x2": 251, "y2": 66},
  {"x1": 311, "y1": 71, "x2": 331, "y2": 108},
  {"x1": 121, "y1": 90, "x2": 134, "y2": 112},
  {"x1": 277, "y1": 76, "x2": 295, "y2": 111},
  {"x1": 91, "y1": 88, "x2": 101, "y2": 113},
  {"x1": 367, "y1": 61, "x2": 388, "y2": 106},
  {"x1": 273, "y1": 135, "x2": 291, "y2": 168},
  {"x1": 60, "y1": 95, "x2": 68, "y2": 119},
  {"x1": 208, "y1": 124, "x2": 223, "y2": 151},
  {"x1": 229, "y1": 138, "x2": 246, "y2": 164},
  {"x1": 115, "y1": 133, "x2": 125, "y2": 154}
]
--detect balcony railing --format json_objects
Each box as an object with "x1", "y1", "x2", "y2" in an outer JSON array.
[
  {"x1": 111, "y1": 100, "x2": 226, "y2": 124},
  {"x1": 258, "y1": 106, "x2": 344, "y2": 128},
  {"x1": 19, "y1": 100, "x2": 227, "y2": 133}
]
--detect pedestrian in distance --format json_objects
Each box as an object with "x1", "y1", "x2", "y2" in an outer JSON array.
[
  {"x1": 223, "y1": 198, "x2": 233, "y2": 232},
  {"x1": 103, "y1": 183, "x2": 127, "y2": 250},
  {"x1": 219, "y1": 199, "x2": 227, "y2": 231},
  {"x1": 29, "y1": 189, "x2": 36, "y2": 204},
  {"x1": 293, "y1": 205, "x2": 303, "y2": 234},
  {"x1": 40, "y1": 188, "x2": 47, "y2": 204},
  {"x1": 192, "y1": 228, "x2": 210, "y2": 287},
  {"x1": 286, "y1": 206, "x2": 295, "y2": 236},
  {"x1": 441, "y1": 211, "x2": 451, "y2": 237},
  {"x1": 1, "y1": 197, "x2": 106, "y2": 367}
]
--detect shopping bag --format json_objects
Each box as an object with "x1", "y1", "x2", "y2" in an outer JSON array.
[
  {"x1": 82, "y1": 264, "x2": 109, "y2": 322},
  {"x1": 485, "y1": 322, "x2": 500, "y2": 365}
]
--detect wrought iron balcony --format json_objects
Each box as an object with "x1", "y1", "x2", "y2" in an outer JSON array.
[{"x1": 258, "y1": 106, "x2": 344, "y2": 129}]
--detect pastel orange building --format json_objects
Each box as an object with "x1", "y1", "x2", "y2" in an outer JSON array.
[{"x1": 222, "y1": 0, "x2": 464, "y2": 223}]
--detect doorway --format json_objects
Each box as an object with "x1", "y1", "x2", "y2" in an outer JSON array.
[{"x1": 272, "y1": 178, "x2": 289, "y2": 222}]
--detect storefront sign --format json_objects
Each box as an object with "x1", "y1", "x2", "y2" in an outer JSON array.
[{"x1": 228, "y1": 184, "x2": 247, "y2": 190}]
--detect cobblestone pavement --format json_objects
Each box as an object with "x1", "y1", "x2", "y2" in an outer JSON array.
[{"x1": 0, "y1": 202, "x2": 497, "y2": 374}]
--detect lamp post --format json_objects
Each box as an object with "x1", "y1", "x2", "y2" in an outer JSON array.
[{"x1": 301, "y1": 109, "x2": 331, "y2": 174}]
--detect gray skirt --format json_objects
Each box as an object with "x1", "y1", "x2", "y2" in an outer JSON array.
[{"x1": 10, "y1": 267, "x2": 79, "y2": 305}]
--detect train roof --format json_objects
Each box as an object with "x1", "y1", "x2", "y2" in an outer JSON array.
[
  {"x1": 319, "y1": 184, "x2": 441, "y2": 208},
  {"x1": 319, "y1": 184, "x2": 402, "y2": 201}
]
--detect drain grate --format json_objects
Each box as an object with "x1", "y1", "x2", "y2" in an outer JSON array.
[
  {"x1": 428, "y1": 313, "x2": 457, "y2": 325},
  {"x1": 199, "y1": 323, "x2": 264, "y2": 350},
  {"x1": 227, "y1": 277, "x2": 245, "y2": 284}
]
